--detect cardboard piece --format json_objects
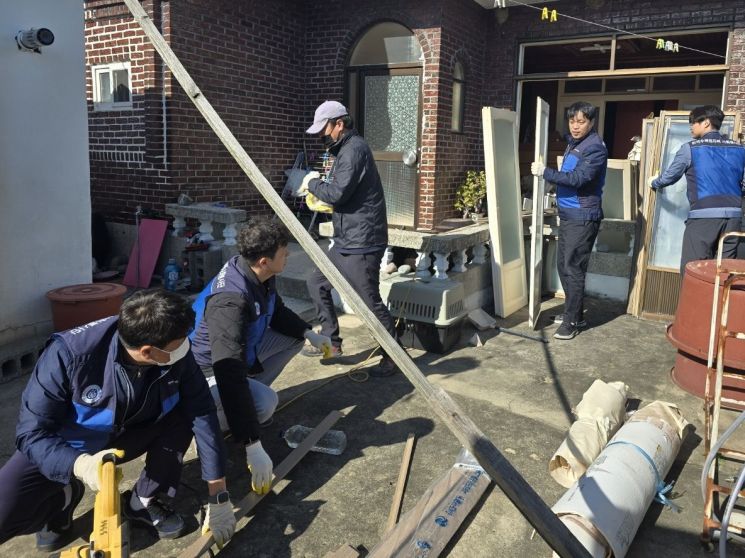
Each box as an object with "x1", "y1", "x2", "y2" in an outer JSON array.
[
  {"x1": 368, "y1": 455, "x2": 490, "y2": 558},
  {"x1": 122, "y1": 218, "x2": 168, "y2": 288}
]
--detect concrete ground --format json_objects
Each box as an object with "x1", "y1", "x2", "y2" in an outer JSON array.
[{"x1": 0, "y1": 295, "x2": 741, "y2": 557}]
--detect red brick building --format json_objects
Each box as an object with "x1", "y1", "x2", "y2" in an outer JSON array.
[{"x1": 84, "y1": 0, "x2": 744, "y2": 231}]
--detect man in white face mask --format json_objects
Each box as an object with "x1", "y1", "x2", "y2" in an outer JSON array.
[{"x1": 0, "y1": 289, "x2": 235, "y2": 553}]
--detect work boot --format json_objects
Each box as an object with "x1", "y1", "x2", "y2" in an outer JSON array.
[
  {"x1": 301, "y1": 343, "x2": 342, "y2": 359},
  {"x1": 554, "y1": 322, "x2": 581, "y2": 340},
  {"x1": 36, "y1": 478, "x2": 85, "y2": 552},
  {"x1": 123, "y1": 490, "x2": 186, "y2": 539},
  {"x1": 368, "y1": 356, "x2": 399, "y2": 378}
]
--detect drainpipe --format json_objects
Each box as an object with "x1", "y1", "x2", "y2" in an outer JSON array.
[{"x1": 160, "y1": 0, "x2": 168, "y2": 171}]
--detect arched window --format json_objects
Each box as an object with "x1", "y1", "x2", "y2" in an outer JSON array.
[
  {"x1": 451, "y1": 61, "x2": 465, "y2": 132},
  {"x1": 348, "y1": 22, "x2": 423, "y2": 66}
]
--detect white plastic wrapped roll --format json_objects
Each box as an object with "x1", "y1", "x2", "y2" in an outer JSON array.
[
  {"x1": 549, "y1": 380, "x2": 628, "y2": 487},
  {"x1": 552, "y1": 401, "x2": 688, "y2": 558}
]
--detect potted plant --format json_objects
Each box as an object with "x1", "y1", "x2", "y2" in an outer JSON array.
[{"x1": 454, "y1": 170, "x2": 487, "y2": 221}]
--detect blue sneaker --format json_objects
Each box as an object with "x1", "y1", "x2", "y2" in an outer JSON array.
[
  {"x1": 123, "y1": 490, "x2": 186, "y2": 539},
  {"x1": 36, "y1": 478, "x2": 85, "y2": 552}
]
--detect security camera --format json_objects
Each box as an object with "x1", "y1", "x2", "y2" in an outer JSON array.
[{"x1": 16, "y1": 28, "x2": 54, "y2": 53}]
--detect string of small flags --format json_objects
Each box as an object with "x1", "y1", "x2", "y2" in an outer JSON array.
[{"x1": 503, "y1": 0, "x2": 725, "y2": 60}]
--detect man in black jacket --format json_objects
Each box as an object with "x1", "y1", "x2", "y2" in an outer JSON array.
[
  {"x1": 299, "y1": 100, "x2": 399, "y2": 377},
  {"x1": 190, "y1": 218, "x2": 331, "y2": 494}
]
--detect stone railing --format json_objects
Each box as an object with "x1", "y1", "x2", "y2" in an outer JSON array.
[
  {"x1": 318, "y1": 221, "x2": 490, "y2": 280},
  {"x1": 165, "y1": 202, "x2": 247, "y2": 246}
]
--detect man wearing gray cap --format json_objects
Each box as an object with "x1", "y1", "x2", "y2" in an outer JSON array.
[{"x1": 298, "y1": 100, "x2": 399, "y2": 377}]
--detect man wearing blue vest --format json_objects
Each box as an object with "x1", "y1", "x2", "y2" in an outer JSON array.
[
  {"x1": 190, "y1": 217, "x2": 331, "y2": 496},
  {"x1": 649, "y1": 105, "x2": 745, "y2": 274},
  {"x1": 0, "y1": 290, "x2": 235, "y2": 552},
  {"x1": 532, "y1": 101, "x2": 607, "y2": 340}
]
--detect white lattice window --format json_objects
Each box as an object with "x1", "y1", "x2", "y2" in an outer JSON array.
[{"x1": 92, "y1": 62, "x2": 132, "y2": 111}]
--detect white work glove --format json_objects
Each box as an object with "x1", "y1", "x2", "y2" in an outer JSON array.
[
  {"x1": 530, "y1": 161, "x2": 546, "y2": 177},
  {"x1": 202, "y1": 500, "x2": 236, "y2": 548},
  {"x1": 298, "y1": 171, "x2": 320, "y2": 195},
  {"x1": 647, "y1": 174, "x2": 659, "y2": 190},
  {"x1": 245, "y1": 441, "x2": 273, "y2": 495},
  {"x1": 304, "y1": 330, "x2": 332, "y2": 356},
  {"x1": 73, "y1": 448, "x2": 122, "y2": 492}
]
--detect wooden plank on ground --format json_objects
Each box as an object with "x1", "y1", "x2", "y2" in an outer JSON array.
[
  {"x1": 385, "y1": 433, "x2": 416, "y2": 531},
  {"x1": 528, "y1": 97, "x2": 549, "y2": 330},
  {"x1": 179, "y1": 410, "x2": 344, "y2": 558}
]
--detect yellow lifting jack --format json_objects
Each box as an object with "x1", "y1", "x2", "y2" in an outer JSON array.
[{"x1": 61, "y1": 450, "x2": 129, "y2": 558}]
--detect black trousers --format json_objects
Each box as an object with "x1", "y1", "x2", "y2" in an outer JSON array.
[
  {"x1": 680, "y1": 217, "x2": 741, "y2": 275},
  {"x1": 307, "y1": 248, "x2": 396, "y2": 347},
  {"x1": 0, "y1": 409, "x2": 194, "y2": 543},
  {"x1": 557, "y1": 219, "x2": 601, "y2": 325}
]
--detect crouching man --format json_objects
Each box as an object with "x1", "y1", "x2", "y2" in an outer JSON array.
[
  {"x1": 0, "y1": 290, "x2": 236, "y2": 552},
  {"x1": 190, "y1": 217, "x2": 331, "y2": 495}
]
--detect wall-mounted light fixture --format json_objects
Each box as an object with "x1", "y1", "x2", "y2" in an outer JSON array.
[{"x1": 16, "y1": 28, "x2": 54, "y2": 53}]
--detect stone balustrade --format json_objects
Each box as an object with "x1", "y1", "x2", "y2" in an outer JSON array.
[
  {"x1": 164, "y1": 202, "x2": 247, "y2": 246},
  {"x1": 319, "y1": 221, "x2": 491, "y2": 281}
]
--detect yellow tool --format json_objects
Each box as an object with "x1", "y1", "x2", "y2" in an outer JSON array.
[{"x1": 61, "y1": 450, "x2": 129, "y2": 558}]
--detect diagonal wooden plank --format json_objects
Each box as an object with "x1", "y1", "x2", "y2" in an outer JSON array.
[
  {"x1": 120, "y1": 2, "x2": 592, "y2": 555},
  {"x1": 179, "y1": 410, "x2": 344, "y2": 558}
]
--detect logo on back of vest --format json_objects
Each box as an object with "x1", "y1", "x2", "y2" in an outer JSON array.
[
  {"x1": 81, "y1": 385, "x2": 103, "y2": 405},
  {"x1": 255, "y1": 302, "x2": 261, "y2": 316}
]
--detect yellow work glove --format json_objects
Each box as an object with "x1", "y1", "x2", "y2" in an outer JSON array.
[
  {"x1": 202, "y1": 499, "x2": 236, "y2": 548},
  {"x1": 73, "y1": 448, "x2": 124, "y2": 492},
  {"x1": 245, "y1": 441, "x2": 273, "y2": 495},
  {"x1": 647, "y1": 174, "x2": 659, "y2": 190}
]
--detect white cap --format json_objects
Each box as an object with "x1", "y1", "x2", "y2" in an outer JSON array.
[{"x1": 306, "y1": 100, "x2": 348, "y2": 134}]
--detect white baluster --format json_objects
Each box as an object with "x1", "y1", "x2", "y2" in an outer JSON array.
[
  {"x1": 415, "y1": 251, "x2": 431, "y2": 278},
  {"x1": 172, "y1": 216, "x2": 186, "y2": 237},
  {"x1": 433, "y1": 252, "x2": 449, "y2": 279},
  {"x1": 472, "y1": 243, "x2": 488, "y2": 264},
  {"x1": 451, "y1": 249, "x2": 467, "y2": 273},
  {"x1": 198, "y1": 219, "x2": 215, "y2": 243},
  {"x1": 223, "y1": 223, "x2": 238, "y2": 246},
  {"x1": 380, "y1": 246, "x2": 394, "y2": 273}
]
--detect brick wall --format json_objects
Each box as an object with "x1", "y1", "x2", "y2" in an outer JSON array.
[
  {"x1": 85, "y1": 0, "x2": 169, "y2": 223},
  {"x1": 85, "y1": 0, "x2": 745, "y2": 231},
  {"x1": 303, "y1": 0, "x2": 447, "y2": 230},
  {"x1": 168, "y1": 0, "x2": 306, "y2": 212},
  {"x1": 434, "y1": 0, "x2": 489, "y2": 226}
]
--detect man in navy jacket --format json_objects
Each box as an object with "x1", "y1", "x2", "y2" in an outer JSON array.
[
  {"x1": 650, "y1": 105, "x2": 745, "y2": 273},
  {"x1": 532, "y1": 101, "x2": 607, "y2": 340},
  {"x1": 190, "y1": 217, "x2": 331, "y2": 496},
  {"x1": 0, "y1": 290, "x2": 235, "y2": 552}
]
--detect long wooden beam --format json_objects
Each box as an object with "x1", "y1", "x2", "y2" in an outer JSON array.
[{"x1": 121, "y1": 2, "x2": 592, "y2": 556}]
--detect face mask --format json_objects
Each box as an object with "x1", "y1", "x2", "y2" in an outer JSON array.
[
  {"x1": 155, "y1": 337, "x2": 190, "y2": 366},
  {"x1": 322, "y1": 134, "x2": 335, "y2": 149}
]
